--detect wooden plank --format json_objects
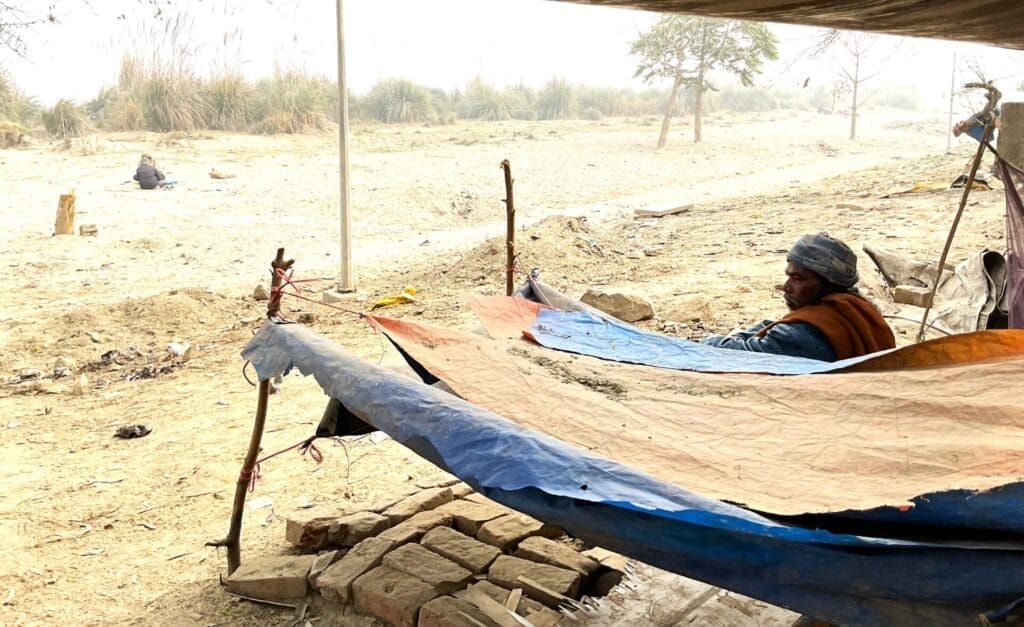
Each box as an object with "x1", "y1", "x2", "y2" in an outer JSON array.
[
  {"x1": 505, "y1": 587, "x2": 523, "y2": 610},
  {"x1": 462, "y1": 587, "x2": 524, "y2": 627},
  {"x1": 456, "y1": 611, "x2": 490, "y2": 627},
  {"x1": 633, "y1": 203, "x2": 692, "y2": 218}
]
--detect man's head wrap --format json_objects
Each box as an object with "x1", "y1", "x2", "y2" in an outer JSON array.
[{"x1": 787, "y1": 232, "x2": 859, "y2": 288}]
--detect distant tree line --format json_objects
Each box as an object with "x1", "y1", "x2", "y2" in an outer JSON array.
[{"x1": 0, "y1": 62, "x2": 921, "y2": 144}]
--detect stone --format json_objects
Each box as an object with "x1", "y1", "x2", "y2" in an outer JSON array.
[
  {"x1": 286, "y1": 505, "x2": 348, "y2": 549},
  {"x1": 434, "y1": 499, "x2": 508, "y2": 536},
  {"x1": 225, "y1": 554, "x2": 316, "y2": 600},
  {"x1": 71, "y1": 373, "x2": 88, "y2": 396},
  {"x1": 664, "y1": 295, "x2": 715, "y2": 324},
  {"x1": 476, "y1": 513, "x2": 562, "y2": 552},
  {"x1": 316, "y1": 536, "x2": 396, "y2": 604},
  {"x1": 378, "y1": 510, "x2": 453, "y2": 544},
  {"x1": 893, "y1": 284, "x2": 932, "y2": 308},
  {"x1": 579, "y1": 289, "x2": 654, "y2": 323},
  {"x1": 253, "y1": 284, "x2": 270, "y2": 301},
  {"x1": 322, "y1": 290, "x2": 345, "y2": 304},
  {"x1": 514, "y1": 537, "x2": 600, "y2": 577},
  {"x1": 383, "y1": 543, "x2": 472, "y2": 593},
  {"x1": 418, "y1": 595, "x2": 494, "y2": 627},
  {"x1": 352, "y1": 566, "x2": 439, "y2": 627},
  {"x1": 382, "y1": 487, "x2": 454, "y2": 525},
  {"x1": 307, "y1": 550, "x2": 341, "y2": 587},
  {"x1": 487, "y1": 555, "x2": 580, "y2": 607},
  {"x1": 54, "y1": 356, "x2": 77, "y2": 370},
  {"x1": 328, "y1": 511, "x2": 390, "y2": 547},
  {"x1": 421, "y1": 526, "x2": 501, "y2": 575},
  {"x1": 78, "y1": 223, "x2": 98, "y2": 236}
]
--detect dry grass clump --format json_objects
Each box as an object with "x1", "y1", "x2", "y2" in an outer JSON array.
[
  {"x1": 206, "y1": 71, "x2": 256, "y2": 131},
  {"x1": 0, "y1": 120, "x2": 28, "y2": 147},
  {"x1": 365, "y1": 78, "x2": 437, "y2": 124},
  {"x1": 253, "y1": 71, "x2": 331, "y2": 134},
  {"x1": 41, "y1": 99, "x2": 94, "y2": 138}
]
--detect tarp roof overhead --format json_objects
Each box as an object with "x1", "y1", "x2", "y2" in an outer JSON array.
[{"x1": 553, "y1": 1, "x2": 1024, "y2": 51}]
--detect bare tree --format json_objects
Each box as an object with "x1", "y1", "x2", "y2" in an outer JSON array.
[{"x1": 816, "y1": 30, "x2": 903, "y2": 140}]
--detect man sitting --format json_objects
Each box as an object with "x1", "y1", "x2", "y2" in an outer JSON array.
[{"x1": 700, "y1": 233, "x2": 895, "y2": 361}]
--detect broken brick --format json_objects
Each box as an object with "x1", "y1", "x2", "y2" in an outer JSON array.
[
  {"x1": 352, "y1": 565, "x2": 440, "y2": 627},
  {"x1": 515, "y1": 536, "x2": 600, "y2": 577},
  {"x1": 488, "y1": 555, "x2": 580, "y2": 607},
  {"x1": 418, "y1": 595, "x2": 492, "y2": 627},
  {"x1": 285, "y1": 505, "x2": 347, "y2": 549},
  {"x1": 383, "y1": 543, "x2": 472, "y2": 593},
  {"x1": 316, "y1": 536, "x2": 395, "y2": 604},
  {"x1": 434, "y1": 499, "x2": 508, "y2": 536},
  {"x1": 225, "y1": 554, "x2": 316, "y2": 600},
  {"x1": 421, "y1": 526, "x2": 500, "y2": 575},
  {"x1": 476, "y1": 513, "x2": 562, "y2": 552},
  {"x1": 327, "y1": 510, "x2": 390, "y2": 547},
  {"x1": 382, "y1": 487, "x2": 454, "y2": 525},
  {"x1": 378, "y1": 509, "x2": 453, "y2": 544}
]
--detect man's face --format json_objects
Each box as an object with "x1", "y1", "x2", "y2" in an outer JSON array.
[{"x1": 782, "y1": 262, "x2": 822, "y2": 310}]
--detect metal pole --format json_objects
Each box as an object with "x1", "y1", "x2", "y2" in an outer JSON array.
[{"x1": 336, "y1": 0, "x2": 354, "y2": 290}]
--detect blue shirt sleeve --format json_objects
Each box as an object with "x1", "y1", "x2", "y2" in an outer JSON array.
[{"x1": 700, "y1": 321, "x2": 838, "y2": 362}]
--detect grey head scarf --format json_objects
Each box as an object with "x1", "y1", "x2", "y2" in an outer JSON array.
[{"x1": 787, "y1": 232, "x2": 859, "y2": 288}]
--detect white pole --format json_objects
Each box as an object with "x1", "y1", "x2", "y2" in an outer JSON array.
[{"x1": 336, "y1": 0, "x2": 353, "y2": 290}]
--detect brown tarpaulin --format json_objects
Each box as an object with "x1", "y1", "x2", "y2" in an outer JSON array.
[{"x1": 366, "y1": 310, "x2": 1024, "y2": 516}]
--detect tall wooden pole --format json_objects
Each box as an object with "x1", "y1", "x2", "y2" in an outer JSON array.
[
  {"x1": 208, "y1": 248, "x2": 293, "y2": 575},
  {"x1": 336, "y1": 0, "x2": 354, "y2": 290},
  {"x1": 501, "y1": 160, "x2": 515, "y2": 296},
  {"x1": 916, "y1": 123, "x2": 993, "y2": 342}
]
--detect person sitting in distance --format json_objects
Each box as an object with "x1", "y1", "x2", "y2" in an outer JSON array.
[
  {"x1": 134, "y1": 153, "x2": 167, "y2": 190},
  {"x1": 700, "y1": 233, "x2": 895, "y2": 361}
]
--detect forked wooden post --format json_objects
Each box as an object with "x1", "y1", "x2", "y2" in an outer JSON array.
[
  {"x1": 501, "y1": 159, "x2": 516, "y2": 296},
  {"x1": 208, "y1": 247, "x2": 294, "y2": 575}
]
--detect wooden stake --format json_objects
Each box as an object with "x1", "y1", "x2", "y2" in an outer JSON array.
[
  {"x1": 54, "y1": 193, "x2": 76, "y2": 235},
  {"x1": 501, "y1": 159, "x2": 515, "y2": 296},
  {"x1": 208, "y1": 248, "x2": 293, "y2": 575},
  {"x1": 916, "y1": 121, "x2": 994, "y2": 342}
]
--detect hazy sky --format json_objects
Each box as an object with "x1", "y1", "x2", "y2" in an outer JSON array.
[{"x1": 5, "y1": 0, "x2": 1024, "y2": 112}]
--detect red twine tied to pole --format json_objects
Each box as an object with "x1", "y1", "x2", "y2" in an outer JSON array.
[
  {"x1": 238, "y1": 435, "x2": 323, "y2": 493},
  {"x1": 269, "y1": 268, "x2": 362, "y2": 317}
]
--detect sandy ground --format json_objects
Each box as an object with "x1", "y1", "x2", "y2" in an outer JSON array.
[{"x1": 0, "y1": 110, "x2": 1009, "y2": 625}]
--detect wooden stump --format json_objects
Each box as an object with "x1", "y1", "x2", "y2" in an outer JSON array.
[{"x1": 54, "y1": 193, "x2": 76, "y2": 235}]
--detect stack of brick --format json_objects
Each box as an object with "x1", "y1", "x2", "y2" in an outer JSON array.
[{"x1": 267, "y1": 481, "x2": 630, "y2": 626}]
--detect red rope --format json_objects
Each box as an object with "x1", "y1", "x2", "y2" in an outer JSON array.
[
  {"x1": 239, "y1": 435, "x2": 324, "y2": 493},
  {"x1": 270, "y1": 268, "x2": 363, "y2": 317}
]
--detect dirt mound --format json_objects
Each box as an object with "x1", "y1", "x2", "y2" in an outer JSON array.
[
  {"x1": 445, "y1": 215, "x2": 636, "y2": 290},
  {"x1": 1, "y1": 288, "x2": 248, "y2": 372}
]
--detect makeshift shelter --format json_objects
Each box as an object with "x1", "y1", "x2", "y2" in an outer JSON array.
[{"x1": 220, "y1": 3, "x2": 1024, "y2": 625}]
